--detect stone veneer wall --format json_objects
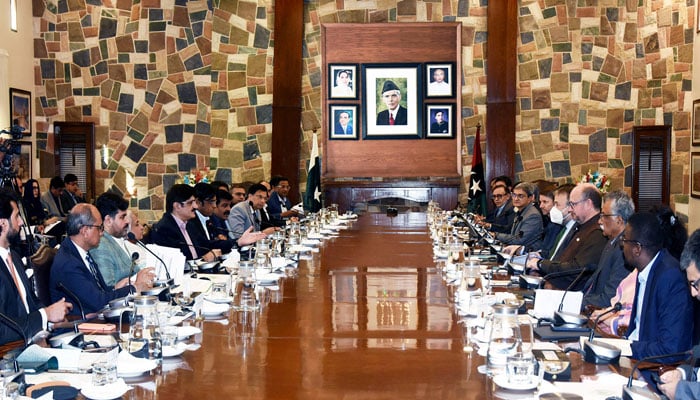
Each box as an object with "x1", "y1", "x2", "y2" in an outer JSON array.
[
  {"x1": 515, "y1": 0, "x2": 693, "y2": 211},
  {"x1": 31, "y1": 0, "x2": 692, "y2": 219}
]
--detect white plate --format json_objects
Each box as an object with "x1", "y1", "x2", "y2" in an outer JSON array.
[
  {"x1": 81, "y1": 379, "x2": 131, "y2": 400},
  {"x1": 204, "y1": 295, "x2": 233, "y2": 304},
  {"x1": 162, "y1": 342, "x2": 188, "y2": 357},
  {"x1": 176, "y1": 326, "x2": 202, "y2": 340},
  {"x1": 201, "y1": 303, "x2": 229, "y2": 316},
  {"x1": 492, "y1": 374, "x2": 539, "y2": 391},
  {"x1": 117, "y1": 353, "x2": 158, "y2": 377}
]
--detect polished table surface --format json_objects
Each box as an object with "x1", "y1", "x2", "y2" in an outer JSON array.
[{"x1": 114, "y1": 213, "x2": 609, "y2": 398}]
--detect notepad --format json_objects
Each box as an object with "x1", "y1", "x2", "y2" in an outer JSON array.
[{"x1": 532, "y1": 289, "x2": 583, "y2": 320}]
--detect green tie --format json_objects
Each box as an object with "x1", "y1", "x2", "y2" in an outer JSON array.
[{"x1": 549, "y1": 226, "x2": 568, "y2": 260}]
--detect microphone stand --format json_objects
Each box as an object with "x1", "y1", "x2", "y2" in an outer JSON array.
[
  {"x1": 621, "y1": 347, "x2": 699, "y2": 400},
  {"x1": 128, "y1": 232, "x2": 173, "y2": 286},
  {"x1": 551, "y1": 266, "x2": 590, "y2": 329},
  {"x1": 582, "y1": 302, "x2": 623, "y2": 364}
]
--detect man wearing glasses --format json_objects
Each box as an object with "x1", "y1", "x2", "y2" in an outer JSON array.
[
  {"x1": 186, "y1": 182, "x2": 234, "y2": 255},
  {"x1": 529, "y1": 183, "x2": 607, "y2": 290},
  {"x1": 581, "y1": 190, "x2": 635, "y2": 309},
  {"x1": 150, "y1": 184, "x2": 220, "y2": 262},
  {"x1": 50, "y1": 203, "x2": 154, "y2": 316},
  {"x1": 492, "y1": 182, "x2": 543, "y2": 250},
  {"x1": 478, "y1": 184, "x2": 515, "y2": 233},
  {"x1": 91, "y1": 192, "x2": 155, "y2": 287},
  {"x1": 622, "y1": 212, "x2": 692, "y2": 364},
  {"x1": 659, "y1": 229, "x2": 700, "y2": 399},
  {"x1": 267, "y1": 175, "x2": 299, "y2": 223},
  {"x1": 229, "y1": 183, "x2": 277, "y2": 241}
]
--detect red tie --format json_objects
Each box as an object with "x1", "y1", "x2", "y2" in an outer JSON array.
[{"x1": 389, "y1": 113, "x2": 395, "y2": 125}]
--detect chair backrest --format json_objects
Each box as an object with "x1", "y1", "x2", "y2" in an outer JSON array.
[{"x1": 29, "y1": 244, "x2": 57, "y2": 306}]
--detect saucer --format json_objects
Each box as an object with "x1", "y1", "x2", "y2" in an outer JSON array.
[
  {"x1": 162, "y1": 342, "x2": 188, "y2": 357},
  {"x1": 204, "y1": 295, "x2": 233, "y2": 304},
  {"x1": 492, "y1": 374, "x2": 539, "y2": 391},
  {"x1": 176, "y1": 326, "x2": 202, "y2": 340},
  {"x1": 81, "y1": 379, "x2": 131, "y2": 400}
]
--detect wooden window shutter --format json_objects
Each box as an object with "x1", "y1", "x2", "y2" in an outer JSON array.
[{"x1": 632, "y1": 125, "x2": 670, "y2": 212}]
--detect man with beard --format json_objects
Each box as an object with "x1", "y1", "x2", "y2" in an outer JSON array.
[
  {"x1": 623, "y1": 212, "x2": 692, "y2": 362},
  {"x1": 211, "y1": 189, "x2": 235, "y2": 239},
  {"x1": 90, "y1": 192, "x2": 155, "y2": 288},
  {"x1": 0, "y1": 189, "x2": 72, "y2": 345}
]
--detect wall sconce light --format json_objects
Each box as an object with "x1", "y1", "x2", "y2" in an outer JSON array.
[{"x1": 10, "y1": 0, "x2": 17, "y2": 32}]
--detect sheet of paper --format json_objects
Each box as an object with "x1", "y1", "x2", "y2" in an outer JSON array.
[{"x1": 533, "y1": 289, "x2": 583, "y2": 320}]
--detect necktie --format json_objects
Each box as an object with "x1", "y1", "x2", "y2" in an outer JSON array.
[
  {"x1": 177, "y1": 224, "x2": 198, "y2": 259},
  {"x1": 548, "y1": 227, "x2": 568, "y2": 260},
  {"x1": 86, "y1": 252, "x2": 107, "y2": 291},
  {"x1": 6, "y1": 255, "x2": 28, "y2": 312},
  {"x1": 389, "y1": 113, "x2": 395, "y2": 125}
]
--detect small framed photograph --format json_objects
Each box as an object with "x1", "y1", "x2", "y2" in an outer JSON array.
[
  {"x1": 14, "y1": 141, "x2": 32, "y2": 181},
  {"x1": 693, "y1": 152, "x2": 700, "y2": 198},
  {"x1": 9, "y1": 88, "x2": 31, "y2": 135},
  {"x1": 693, "y1": 100, "x2": 700, "y2": 145},
  {"x1": 425, "y1": 104, "x2": 455, "y2": 139},
  {"x1": 328, "y1": 64, "x2": 358, "y2": 99},
  {"x1": 425, "y1": 62, "x2": 455, "y2": 98},
  {"x1": 329, "y1": 105, "x2": 358, "y2": 140},
  {"x1": 362, "y1": 63, "x2": 422, "y2": 140}
]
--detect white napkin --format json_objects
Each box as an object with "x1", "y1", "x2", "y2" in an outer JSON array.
[{"x1": 116, "y1": 351, "x2": 158, "y2": 376}]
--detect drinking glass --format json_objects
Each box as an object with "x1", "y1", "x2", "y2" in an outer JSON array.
[{"x1": 506, "y1": 352, "x2": 538, "y2": 384}]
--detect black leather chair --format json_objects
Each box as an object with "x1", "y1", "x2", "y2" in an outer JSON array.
[{"x1": 29, "y1": 244, "x2": 57, "y2": 306}]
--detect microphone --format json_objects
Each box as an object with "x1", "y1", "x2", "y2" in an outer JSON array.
[
  {"x1": 582, "y1": 302, "x2": 623, "y2": 364},
  {"x1": 622, "y1": 345, "x2": 700, "y2": 400},
  {"x1": 57, "y1": 282, "x2": 86, "y2": 320},
  {"x1": 127, "y1": 232, "x2": 172, "y2": 282},
  {"x1": 552, "y1": 265, "x2": 592, "y2": 328}
]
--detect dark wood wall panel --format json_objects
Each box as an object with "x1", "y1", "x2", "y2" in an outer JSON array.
[{"x1": 322, "y1": 23, "x2": 461, "y2": 179}]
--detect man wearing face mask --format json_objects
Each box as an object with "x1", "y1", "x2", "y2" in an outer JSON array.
[{"x1": 581, "y1": 190, "x2": 635, "y2": 309}]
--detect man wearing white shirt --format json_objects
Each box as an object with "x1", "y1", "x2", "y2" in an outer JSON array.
[
  {"x1": 0, "y1": 189, "x2": 72, "y2": 345},
  {"x1": 428, "y1": 67, "x2": 450, "y2": 96}
]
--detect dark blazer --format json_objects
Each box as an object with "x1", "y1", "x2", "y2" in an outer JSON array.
[
  {"x1": 495, "y1": 203, "x2": 543, "y2": 250},
  {"x1": 538, "y1": 214, "x2": 608, "y2": 290},
  {"x1": 50, "y1": 237, "x2": 132, "y2": 316},
  {"x1": 186, "y1": 212, "x2": 234, "y2": 254},
  {"x1": 582, "y1": 233, "x2": 629, "y2": 308},
  {"x1": 334, "y1": 123, "x2": 353, "y2": 135},
  {"x1": 60, "y1": 191, "x2": 85, "y2": 212},
  {"x1": 376, "y1": 106, "x2": 407, "y2": 125},
  {"x1": 209, "y1": 214, "x2": 233, "y2": 239},
  {"x1": 627, "y1": 249, "x2": 693, "y2": 362},
  {"x1": 149, "y1": 213, "x2": 200, "y2": 260},
  {"x1": 267, "y1": 193, "x2": 293, "y2": 221},
  {"x1": 0, "y1": 250, "x2": 45, "y2": 344},
  {"x1": 486, "y1": 200, "x2": 516, "y2": 234}
]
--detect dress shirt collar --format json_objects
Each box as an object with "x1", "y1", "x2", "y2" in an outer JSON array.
[
  {"x1": 637, "y1": 251, "x2": 659, "y2": 285},
  {"x1": 171, "y1": 213, "x2": 189, "y2": 230},
  {"x1": 0, "y1": 246, "x2": 11, "y2": 264},
  {"x1": 71, "y1": 239, "x2": 92, "y2": 270}
]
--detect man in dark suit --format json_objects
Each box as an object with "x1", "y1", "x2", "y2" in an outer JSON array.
[
  {"x1": 228, "y1": 183, "x2": 277, "y2": 239},
  {"x1": 492, "y1": 182, "x2": 543, "y2": 250},
  {"x1": 187, "y1": 183, "x2": 234, "y2": 254},
  {"x1": 481, "y1": 184, "x2": 515, "y2": 233},
  {"x1": 376, "y1": 80, "x2": 407, "y2": 125},
  {"x1": 624, "y1": 212, "x2": 693, "y2": 362},
  {"x1": 60, "y1": 173, "x2": 86, "y2": 212},
  {"x1": 50, "y1": 203, "x2": 153, "y2": 316},
  {"x1": 211, "y1": 189, "x2": 235, "y2": 240},
  {"x1": 149, "y1": 184, "x2": 220, "y2": 262},
  {"x1": 429, "y1": 110, "x2": 449, "y2": 133},
  {"x1": 334, "y1": 111, "x2": 353, "y2": 135},
  {"x1": 0, "y1": 189, "x2": 72, "y2": 345},
  {"x1": 530, "y1": 183, "x2": 608, "y2": 290},
  {"x1": 582, "y1": 190, "x2": 635, "y2": 308},
  {"x1": 267, "y1": 176, "x2": 299, "y2": 223}
]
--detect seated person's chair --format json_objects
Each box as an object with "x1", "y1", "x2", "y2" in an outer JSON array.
[{"x1": 29, "y1": 244, "x2": 58, "y2": 306}]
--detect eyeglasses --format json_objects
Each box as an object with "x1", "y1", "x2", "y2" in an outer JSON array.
[
  {"x1": 599, "y1": 213, "x2": 619, "y2": 219},
  {"x1": 567, "y1": 199, "x2": 586, "y2": 208},
  {"x1": 492, "y1": 194, "x2": 507, "y2": 199},
  {"x1": 512, "y1": 193, "x2": 528, "y2": 199},
  {"x1": 689, "y1": 277, "x2": 700, "y2": 292},
  {"x1": 276, "y1": 185, "x2": 290, "y2": 189},
  {"x1": 83, "y1": 224, "x2": 104, "y2": 232},
  {"x1": 253, "y1": 194, "x2": 267, "y2": 200},
  {"x1": 180, "y1": 199, "x2": 196, "y2": 207},
  {"x1": 620, "y1": 238, "x2": 643, "y2": 248}
]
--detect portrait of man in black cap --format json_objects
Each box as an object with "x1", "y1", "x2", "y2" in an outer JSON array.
[{"x1": 376, "y1": 80, "x2": 407, "y2": 125}]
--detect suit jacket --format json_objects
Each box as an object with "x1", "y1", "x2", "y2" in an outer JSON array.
[
  {"x1": 149, "y1": 213, "x2": 201, "y2": 261},
  {"x1": 334, "y1": 123, "x2": 353, "y2": 135},
  {"x1": 40, "y1": 191, "x2": 65, "y2": 218},
  {"x1": 50, "y1": 237, "x2": 132, "y2": 316},
  {"x1": 582, "y1": 233, "x2": 629, "y2": 308},
  {"x1": 186, "y1": 211, "x2": 234, "y2": 254},
  {"x1": 267, "y1": 193, "x2": 292, "y2": 221},
  {"x1": 376, "y1": 106, "x2": 408, "y2": 125},
  {"x1": 259, "y1": 205, "x2": 283, "y2": 229},
  {"x1": 675, "y1": 365, "x2": 700, "y2": 398},
  {"x1": 627, "y1": 249, "x2": 693, "y2": 362},
  {"x1": 228, "y1": 201, "x2": 260, "y2": 239},
  {"x1": 210, "y1": 214, "x2": 233, "y2": 239},
  {"x1": 430, "y1": 121, "x2": 449, "y2": 133},
  {"x1": 91, "y1": 232, "x2": 135, "y2": 287},
  {"x1": 539, "y1": 219, "x2": 563, "y2": 259},
  {"x1": 486, "y1": 199, "x2": 516, "y2": 234},
  {"x1": 60, "y1": 191, "x2": 85, "y2": 212},
  {"x1": 495, "y1": 203, "x2": 543, "y2": 250},
  {"x1": 539, "y1": 214, "x2": 608, "y2": 290},
  {"x1": 0, "y1": 250, "x2": 45, "y2": 344}
]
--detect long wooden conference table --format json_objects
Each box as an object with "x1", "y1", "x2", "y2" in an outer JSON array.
[{"x1": 10, "y1": 212, "x2": 628, "y2": 399}]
